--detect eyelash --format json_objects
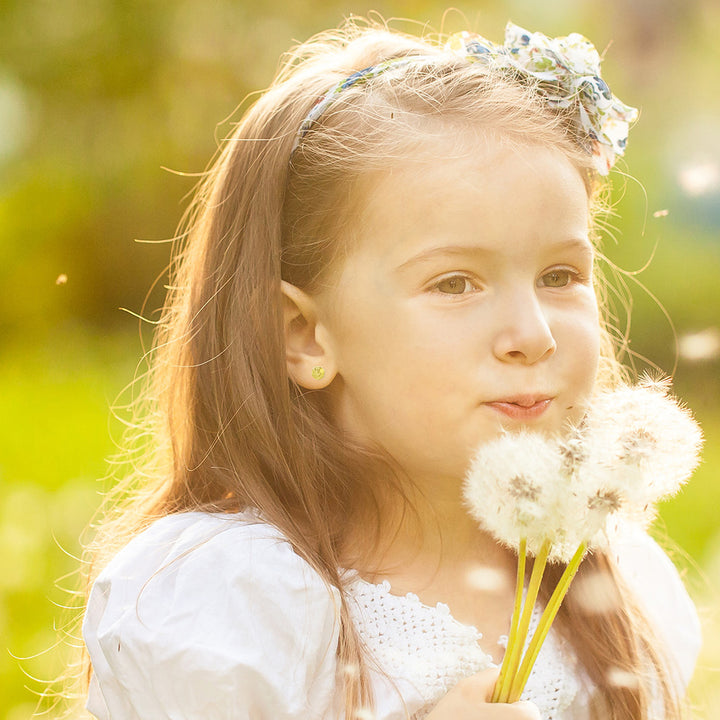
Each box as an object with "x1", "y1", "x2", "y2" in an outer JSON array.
[
  {"x1": 428, "y1": 273, "x2": 479, "y2": 296},
  {"x1": 537, "y1": 267, "x2": 587, "y2": 288},
  {"x1": 428, "y1": 267, "x2": 588, "y2": 296}
]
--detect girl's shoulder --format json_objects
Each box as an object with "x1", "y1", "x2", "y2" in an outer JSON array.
[
  {"x1": 90, "y1": 509, "x2": 342, "y2": 616},
  {"x1": 93, "y1": 508, "x2": 325, "y2": 588},
  {"x1": 83, "y1": 510, "x2": 341, "y2": 719}
]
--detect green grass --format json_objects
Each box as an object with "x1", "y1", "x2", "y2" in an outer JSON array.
[
  {"x1": 1, "y1": 328, "x2": 718, "y2": 719},
  {"x1": 0, "y1": 328, "x2": 137, "y2": 720}
]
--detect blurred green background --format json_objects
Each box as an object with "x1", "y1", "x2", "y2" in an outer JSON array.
[{"x1": 1, "y1": 0, "x2": 718, "y2": 718}]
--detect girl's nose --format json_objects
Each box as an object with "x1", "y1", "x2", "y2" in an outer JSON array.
[{"x1": 492, "y1": 291, "x2": 557, "y2": 365}]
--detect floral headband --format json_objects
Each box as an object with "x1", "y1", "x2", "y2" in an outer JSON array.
[{"x1": 292, "y1": 23, "x2": 638, "y2": 176}]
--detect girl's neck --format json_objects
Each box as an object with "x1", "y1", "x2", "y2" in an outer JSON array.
[{"x1": 344, "y1": 474, "x2": 500, "y2": 579}]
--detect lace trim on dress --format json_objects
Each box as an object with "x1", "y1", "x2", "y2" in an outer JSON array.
[{"x1": 344, "y1": 573, "x2": 581, "y2": 720}]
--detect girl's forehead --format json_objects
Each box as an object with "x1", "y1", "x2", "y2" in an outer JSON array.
[
  {"x1": 358, "y1": 127, "x2": 587, "y2": 200},
  {"x1": 350, "y1": 139, "x2": 591, "y2": 251}
]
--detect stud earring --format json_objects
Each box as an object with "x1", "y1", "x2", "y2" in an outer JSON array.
[{"x1": 311, "y1": 365, "x2": 326, "y2": 380}]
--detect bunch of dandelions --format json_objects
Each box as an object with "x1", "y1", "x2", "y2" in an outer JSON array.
[{"x1": 463, "y1": 378, "x2": 702, "y2": 704}]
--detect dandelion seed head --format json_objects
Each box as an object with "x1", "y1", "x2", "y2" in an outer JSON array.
[
  {"x1": 465, "y1": 381, "x2": 701, "y2": 563},
  {"x1": 547, "y1": 526, "x2": 585, "y2": 564},
  {"x1": 581, "y1": 487, "x2": 623, "y2": 539},
  {"x1": 588, "y1": 489, "x2": 622, "y2": 513},
  {"x1": 508, "y1": 474, "x2": 541, "y2": 501},
  {"x1": 515, "y1": 499, "x2": 545, "y2": 533},
  {"x1": 581, "y1": 505, "x2": 613, "y2": 545},
  {"x1": 558, "y1": 429, "x2": 587, "y2": 477},
  {"x1": 617, "y1": 427, "x2": 657, "y2": 465},
  {"x1": 582, "y1": 381, "x2": 703, "y2": 507},
  {"x1": 465, "y1": 430, "x2": 600, "y2": 561},
  {"x1": 464, "y1": 431, "x2": 564, "y2": 554}
]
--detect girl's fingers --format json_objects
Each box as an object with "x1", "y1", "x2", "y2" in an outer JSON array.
[
  {"x1": 454, "y1": 668, "x2": 502, "y2": 702},
  {"x1": 511, "y1": 701, "x2": 542, "y2": 720},
  {"x1": 425, "y1": 668, "x2": 542, "y2": 718}
]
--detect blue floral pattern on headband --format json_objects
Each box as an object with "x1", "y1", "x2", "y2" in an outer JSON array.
[
  {"x1": 292, "y1": 55, "x2": 438, "y2": 153},
  {"x1": 292, "y1": 23, "x2": 638, "y2": 176},
  {"x1": 447, "y1": 24, "x2": 639, "y2": 175}
]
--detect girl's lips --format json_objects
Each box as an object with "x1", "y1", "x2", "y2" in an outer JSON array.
[{"x1": 486, "y1": 397, "x2": 553, "y2": 420}]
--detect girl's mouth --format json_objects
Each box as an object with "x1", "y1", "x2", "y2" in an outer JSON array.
[{"x1": 485, "y1": 396, "x2": 553, "y2": 420}]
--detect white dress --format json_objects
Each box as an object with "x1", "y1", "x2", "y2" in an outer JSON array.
[{"x1": 83, "y1": 510, "x2": 701, "y2": 719}]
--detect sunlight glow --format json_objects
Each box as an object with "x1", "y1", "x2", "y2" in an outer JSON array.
[
  {"x1": 678, "y1": 162, "x2": 720, "y2": 197},
  {"x1": 679, "y1": 328, "x2": 720, "y2": 362}
]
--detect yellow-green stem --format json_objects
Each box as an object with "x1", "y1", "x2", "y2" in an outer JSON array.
[
  {"x1": 507, "y1": 541, "x2": 588, "y2": 702},
  {"x1": 491, "y1": 538, "x2": 527, "y2": 703},
  {"x1": 497, "y1": 538, "x2": 551, "y2": 702}
]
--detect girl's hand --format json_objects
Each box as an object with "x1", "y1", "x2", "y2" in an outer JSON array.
[{"x1": 425, "y1": 669, "x2": 541, "y2": 719}]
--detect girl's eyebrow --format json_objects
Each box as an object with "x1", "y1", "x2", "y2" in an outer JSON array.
[
  {"x1": 395, "y1": 244, "x2": 493, "y2": 273},
  {"x1": 395, "y1": 238, "x2": 593, "y2": 272}
]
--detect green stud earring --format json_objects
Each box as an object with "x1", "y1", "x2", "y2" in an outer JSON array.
[{"x1": 311, "y1": 365, "x2": 325, "y2": 380}]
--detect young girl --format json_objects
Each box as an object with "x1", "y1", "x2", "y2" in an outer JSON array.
[{"x1": 81, "y1": 16, "x2": 701, "y2": 720}]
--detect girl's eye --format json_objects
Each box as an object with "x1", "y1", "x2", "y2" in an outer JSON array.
[
  {"x1": 433, "y1": 275, "x2": 474, "y2": 294},
  {"x1": 539, "y1": 269, "x2": 577, "y2": 288}
]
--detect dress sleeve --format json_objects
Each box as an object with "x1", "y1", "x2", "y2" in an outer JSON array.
[
  {"x1": 612, "y1": 523, "x2": 702, "y2": 692},
  {"x1": 83, "y1": 513, "x2": 341, "y2": 720}
]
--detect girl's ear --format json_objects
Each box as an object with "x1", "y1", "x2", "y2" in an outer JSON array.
[{"x1": 281, "y1": 280, "x2": 337, "y2": 389}]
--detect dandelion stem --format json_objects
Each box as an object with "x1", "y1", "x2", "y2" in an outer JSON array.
[
  {"x1": 508, "y1": 540, "x2": 588, "y2": 702},
  {"x1": 492, "y1": 537, "x2": 527, "y2": 703},
  {"x1": 497, "y1": 538, "x2": 551, "y2": 703}
]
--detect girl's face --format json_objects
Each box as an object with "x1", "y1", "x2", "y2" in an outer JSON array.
[{"x1": 314, "y1": 136, "x2": 600, "y2": 492}]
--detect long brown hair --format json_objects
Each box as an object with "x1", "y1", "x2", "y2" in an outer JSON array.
[{"x1": 78, "y1": 16, "x2": 684, "y2": 720}]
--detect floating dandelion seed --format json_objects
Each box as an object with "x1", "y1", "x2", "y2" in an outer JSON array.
[
  {"x1": 607, "y1": 667, "x2": 640, "y2": 689},
  {"x1": 572, "y1": 570, "x2": 621, "y2": 614},
  {"x1": 354, "y1": 708, "x2": 375, "y2": 720},
  {"x1": 652, "y1": 209, "x2": 669, "y2": 218},
  {"x1": 465, "y1": 565, "x2": 508, "y2": 592},
  {"x1": 341, "y1": 662, "x2": 360, "y2": 680},
  {"x1": 679, "y1": 328, "x2": 720, "y2": 362},
  {"x1": 55, "y1": 273, "x2": 68, "y2": 285},
  {"x1": 678, "y1": 161, "x2": 719, "y2": 196}
]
